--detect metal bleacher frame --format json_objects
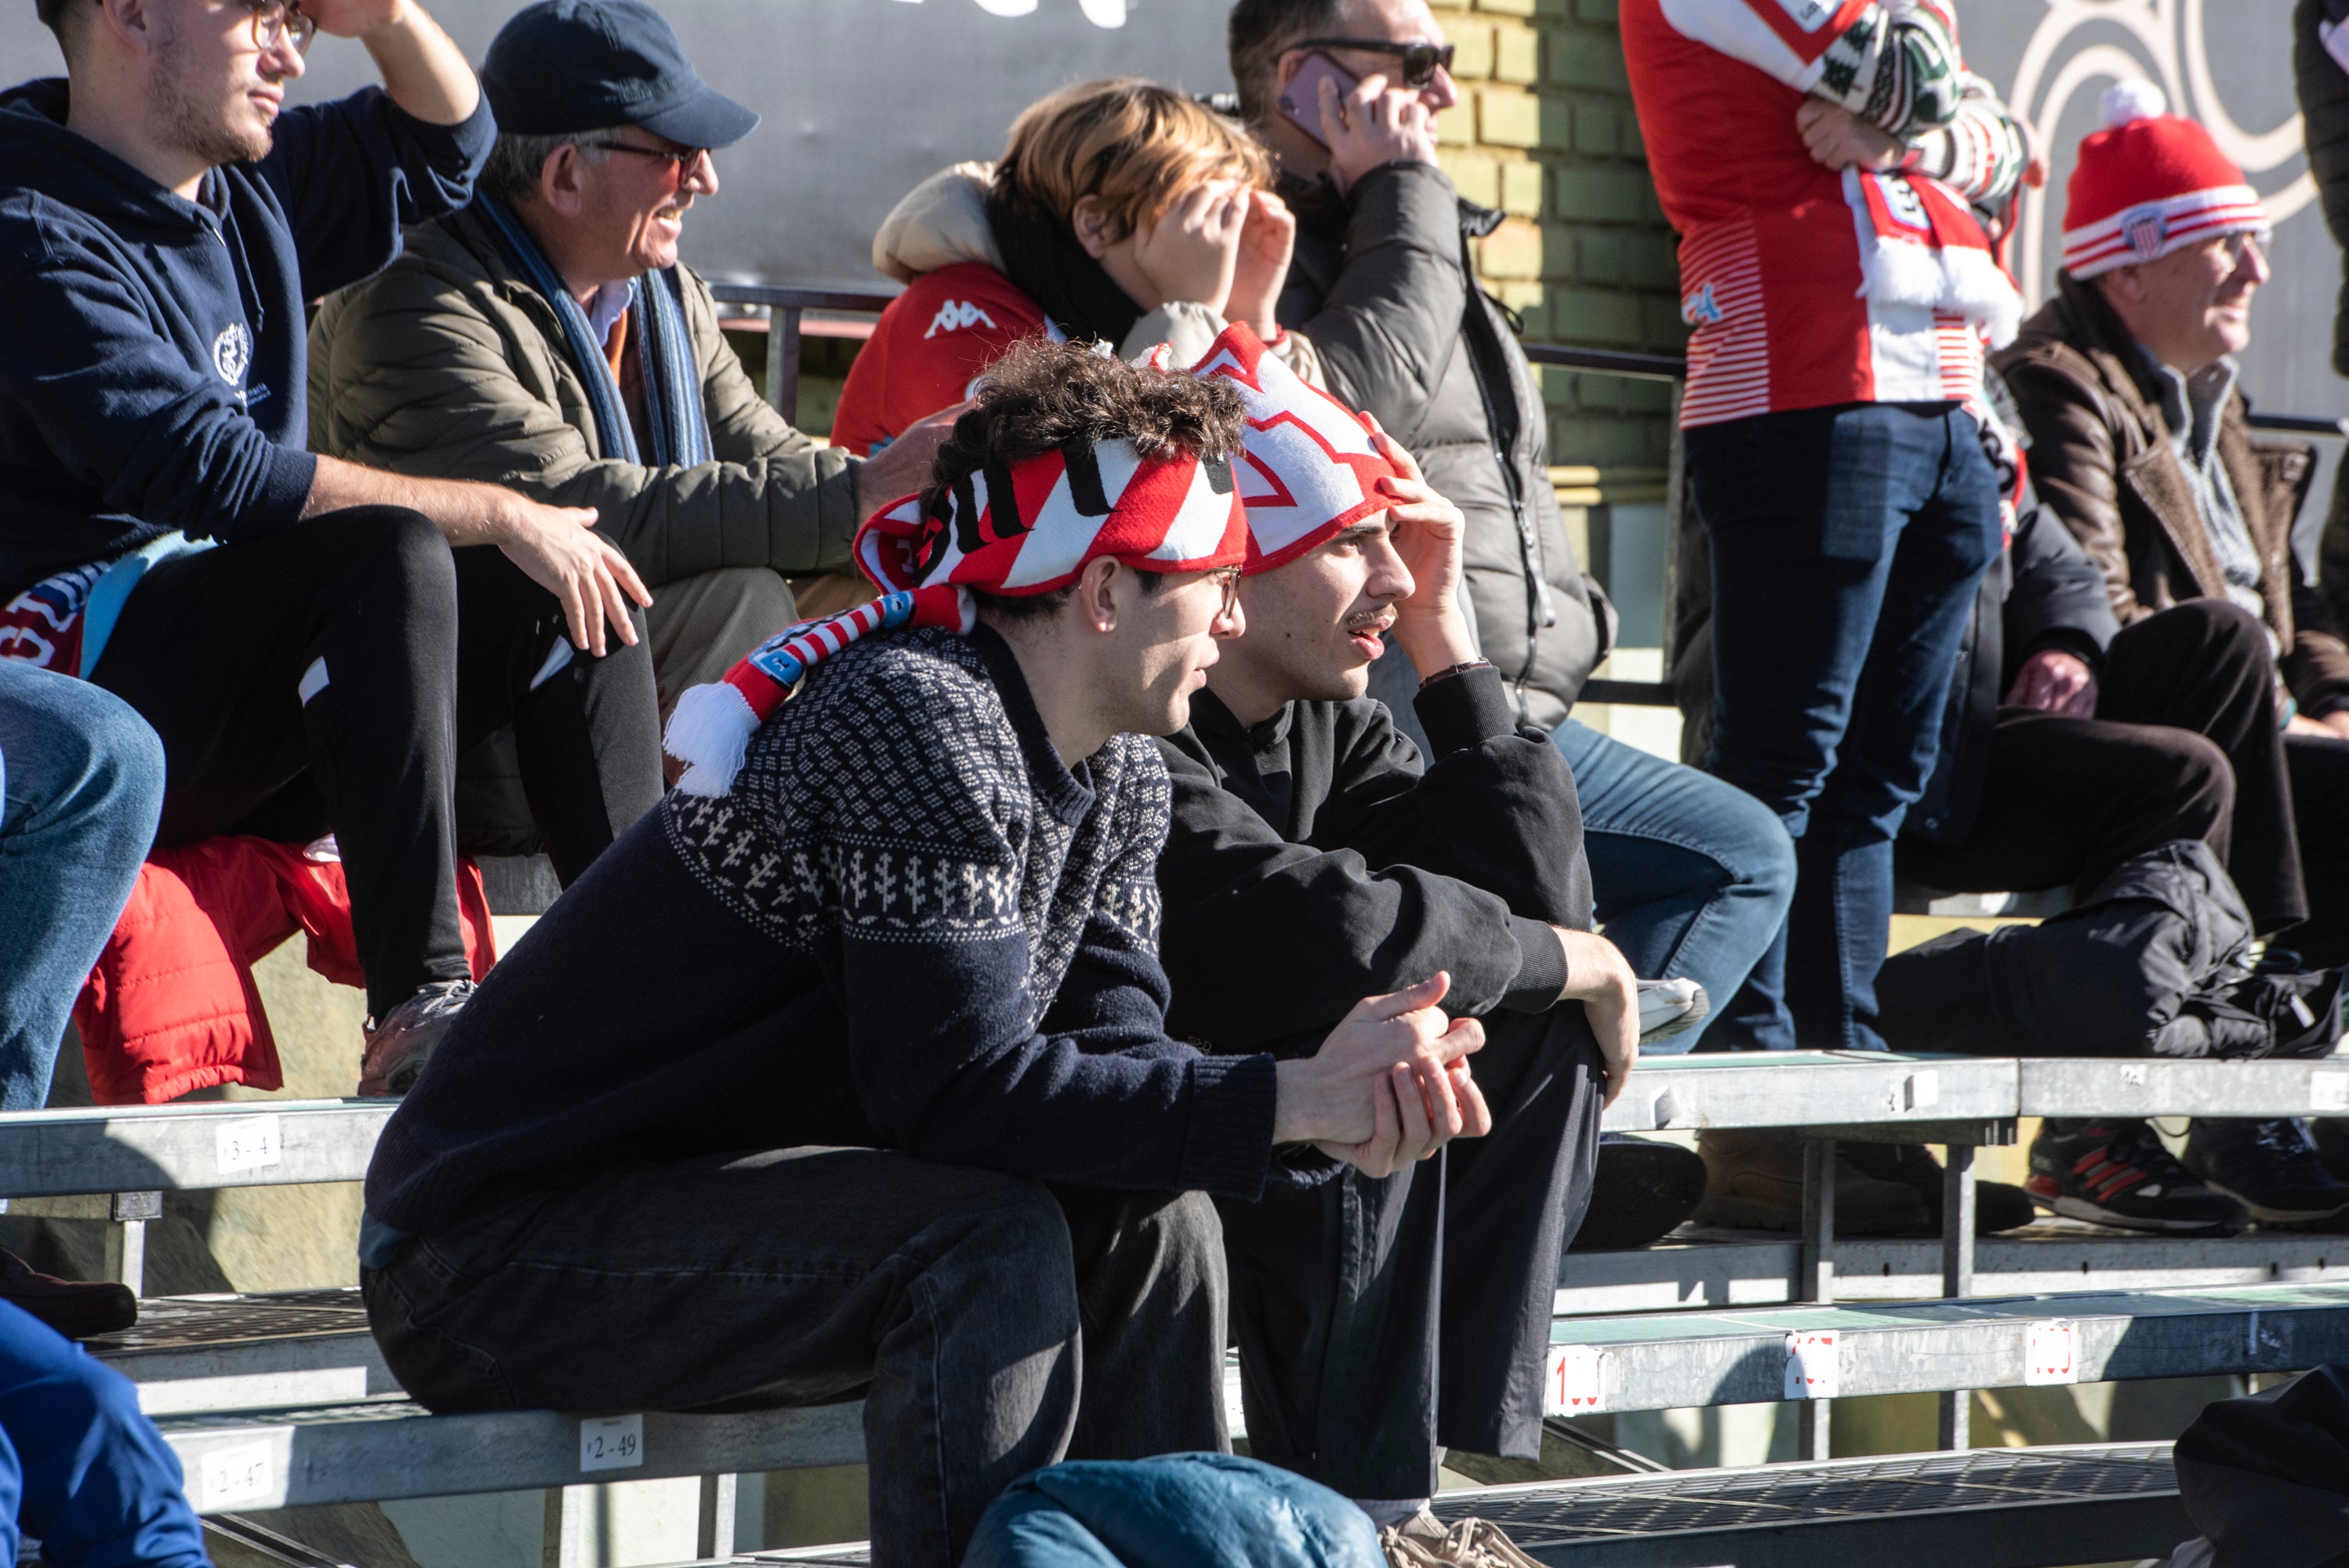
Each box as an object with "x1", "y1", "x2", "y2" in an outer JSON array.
[{"x1": 21, "y1": 315, "x2": 2349, "y2": 1565}]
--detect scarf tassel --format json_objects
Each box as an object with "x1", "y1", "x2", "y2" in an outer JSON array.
[{"x1": 664, "y1": 586, "x2": 975, "y2": 797}]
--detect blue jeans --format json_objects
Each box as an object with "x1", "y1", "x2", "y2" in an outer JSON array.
[
  {"x1": 0, "y1": 1300, "x2": 209, "y2": 1568},
  {"x1": 1550, "y1": 720, "x2": 1794, "y2": 1052},
  {"x1": 0, "y1": 663, "x2": 163, "y2": 1112},
  {"x1": 1686, "y1": 402, "x2": 2002, "y2": 1052}
]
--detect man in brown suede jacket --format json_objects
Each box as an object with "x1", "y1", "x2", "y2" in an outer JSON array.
[{"x1": 1992, "y1": 89, "x2": 2349, "y2": 1229}]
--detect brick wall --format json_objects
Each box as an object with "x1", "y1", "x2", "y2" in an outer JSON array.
[{"x1": 1429, "y1": 0, "x2": 1683, "y2": 476}]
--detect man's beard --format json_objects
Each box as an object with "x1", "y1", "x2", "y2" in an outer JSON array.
[{"x1": 150, "y1": 28, "x2": 273, "y2": 169}]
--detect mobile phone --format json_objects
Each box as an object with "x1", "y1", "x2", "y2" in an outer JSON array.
[{"x1": 1277, "y1": 51, "x2": 1359, "y2": 148}]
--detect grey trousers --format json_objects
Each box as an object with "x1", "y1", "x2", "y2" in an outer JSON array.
[{"x1": 361, "y1": 1149, "x2": 1226, "y2": 1567}]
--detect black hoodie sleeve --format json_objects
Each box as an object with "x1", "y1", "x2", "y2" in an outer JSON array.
[
  {"x1": 1154, "y1": 668, "x2": 1587, "y2": 1054},
  {"x1": 261, "y1": 87, "x2": 493, "y2": 299}
]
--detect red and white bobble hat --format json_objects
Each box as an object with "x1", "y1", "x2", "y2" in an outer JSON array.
[{"x1": 2060, "y1": 81, "x2": 2270, "y2": 280}]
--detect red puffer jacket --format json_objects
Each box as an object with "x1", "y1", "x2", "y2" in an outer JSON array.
[{"x1": 72, "y1": 837, "x2": 496, "y2": 1104}]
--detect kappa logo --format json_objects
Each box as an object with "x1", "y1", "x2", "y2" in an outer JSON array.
[
  {"x1": 1679, "y1": 284, "x2": 1723, "y2": 327},
  {"x1": 2121, "y1": 205, "x2": 2169, "y2": 261},
  {"x1": 211, "y1": 324, "x2": 252, "y2": 385},
  {"x1": 924, "y1": 299, "x2": 999, "y2": 339}
]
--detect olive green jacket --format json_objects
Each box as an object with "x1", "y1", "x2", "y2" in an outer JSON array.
[{"x1": 308, "y1": 205, "x2": 861, "y2": 587}]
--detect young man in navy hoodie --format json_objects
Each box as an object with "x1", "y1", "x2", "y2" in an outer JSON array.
[{"x1": 0, "y1": 0, "x2": 663, "y2": 1093}]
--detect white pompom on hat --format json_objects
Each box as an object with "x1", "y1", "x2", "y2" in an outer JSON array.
[
  {"x1": 2061, "y1": 79, "x2": 2268, "y2": 278},
  {"x1": 2098, "y1": 78, "x2": 2169, "y2": 128}
]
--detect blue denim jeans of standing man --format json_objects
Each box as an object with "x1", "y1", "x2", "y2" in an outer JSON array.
[
  {"x1": 0, "y1": 662, "x2": 163, "y2": 1111},
  {"x1": 1685, "y1": 401, "x2": 2002, "y2": 1052},
  {"x1": 1549, "y1": 720, "x2": 1794, "y2": 1052}
]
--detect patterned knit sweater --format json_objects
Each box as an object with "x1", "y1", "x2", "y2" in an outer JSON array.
[{"x1": 366, "y1": 626, "x2": 1278, "y2": 1236}]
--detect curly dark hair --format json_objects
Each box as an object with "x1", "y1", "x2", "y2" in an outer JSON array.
[{"x1": 922, "y1": 340, "x2": 1243, "y2": 619}]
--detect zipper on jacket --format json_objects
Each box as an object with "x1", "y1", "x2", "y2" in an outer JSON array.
[{"x1": 1458, "y1": 263, "x2": 1554, "y2": 704}]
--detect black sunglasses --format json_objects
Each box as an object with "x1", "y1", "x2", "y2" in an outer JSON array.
[{"x1": 1294, "y1": 38, "x2": 1456, "y2": 89}]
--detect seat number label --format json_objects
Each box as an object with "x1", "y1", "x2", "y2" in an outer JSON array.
[
  {"x1": 1784, "y1": 1331, "x2": 1839, "y2": 1399},
  {"x1": 200, "y1": 1441, "x2": 276, "y2": 1510},
  {"x1": 2024, "y1": 1319, "x2": 2078, "y2": 1385},
  {"x1": 1543, "y1": 1345, "x2": 1605, "y2": 1415},
  {"x1": 580, "y1": 1414, "x2": 644, "y2": 1472},
  {"x1": 216, "y1": 1116, "x2": 282, "y2": 1174}
]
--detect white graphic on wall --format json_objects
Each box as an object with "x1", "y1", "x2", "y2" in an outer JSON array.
[
  {"x1": 889, "y1": 0, "x2": 1124, "y2": 26},
  {"x1": 2005, "y1": 0, "x2": 2313, "y2": 307}
]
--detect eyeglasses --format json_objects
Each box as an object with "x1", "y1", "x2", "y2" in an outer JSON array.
[
  {"x1": 1206, "y1": 565, "x2": 1242, "y2": 616},
  {"x1": 596, "y1": 140, "x2": 711, "y2": 182},
  {"x1": 1293, "y1": 37, "x2": 1455, "y2": 89},
  {"x1": 2220, "y1": 231, "x2": 2264, "y2": 269},
  {"x1": 240, "y1": 0, "x2": 315, "y2": 53}
]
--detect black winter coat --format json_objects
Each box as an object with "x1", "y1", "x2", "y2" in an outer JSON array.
[
  {"x1": 1154, "y1": 666, "x2": 1590, "y2": 1055},
  {"x1": 1275, "y1": 162, "x2": 1614, "y2": 731},
  {"x1": 2297, "y1": 0, "x2": 2349, "y2": 379},
  {"x1": 1908, "y1": 490, "x2": 2119, "y2": 844}
]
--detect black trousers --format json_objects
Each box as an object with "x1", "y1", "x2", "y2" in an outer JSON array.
[
  {"x1": 89, "y1": 509, "x2": 662, "y2": 1016},
  {"x1": 1898, "y1": 600, "x2": 2323, "y2": 938},
  {"x1": 367, "y1": 1151, "x2": 1224, "y2": 1568},
  {"x1": 1218, "y1": 1005, "x2": 1601, "y2": 1499}
]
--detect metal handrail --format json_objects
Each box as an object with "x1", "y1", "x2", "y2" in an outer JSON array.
[
  {"x1": 708, "y1": 283, "x2": 898, "y2": 426},
  {"x1": 709, "y1": 281, "x2": 2348, "y2": 443}
]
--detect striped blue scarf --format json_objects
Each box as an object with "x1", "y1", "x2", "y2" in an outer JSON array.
[{"x1": 477, "y1": 195, "x2": 712, "y2": 469}]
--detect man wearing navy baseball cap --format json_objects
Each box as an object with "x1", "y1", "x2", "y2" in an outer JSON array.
[{"x1": 313, "y1": 0, "x2": 957, "y2": 751}]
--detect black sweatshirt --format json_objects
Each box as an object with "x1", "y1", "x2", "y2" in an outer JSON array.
[
  {"x1": 0, "y1": 78, "x2": 492, "y2": 601},
  {"x1": 367, "y1": 627, "x2": 1279, "y2": 1238},
  {"x1": 1155, "y1": 663, "x2": 1590, "y2": 1054}
]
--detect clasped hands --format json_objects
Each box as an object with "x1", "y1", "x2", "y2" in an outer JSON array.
[{"x1": 1273, "y1": 972, "x2": 1489, "y2": 1179}]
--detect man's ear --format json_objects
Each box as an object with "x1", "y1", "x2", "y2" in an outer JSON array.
[
  {"x1": 539, "y1": 143, "x2": 590, "y2": 218},
  {"x1": 93, "y1": 0, "x2": 158, "y2": 59},
  {"x1": 1075, "y1": 554, "x2": 1125, "y2": 633},
  {"x1": 1274, "y1": 47, "x2": 1312, "y2": 91},
  {"x1": 2096, "y1": 263, "x2": 2145, "y2": 310},
  {"x1": 1069, "y1": 195, "x2": 1117, "y2": 262}
]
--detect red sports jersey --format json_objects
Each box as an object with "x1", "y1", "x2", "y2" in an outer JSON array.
[
  {"x1": 830, "y1": 263, "x2": 1052, "y2": 456},
  {"x1": 1621, "y1": 0, "x2": 1999, "y2": 427}
]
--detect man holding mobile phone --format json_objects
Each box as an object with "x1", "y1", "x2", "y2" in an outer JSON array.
[{"x1": 1227, "y1": 0, "x2": 1790, "y2": 1160}]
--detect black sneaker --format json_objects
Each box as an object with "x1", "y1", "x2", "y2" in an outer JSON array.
[
  {"x1": 1571, "y1": 1134, "x2": 1708, "y2": 1250},
  {"x1": 2313, "y1": 1117, "x2": 2349, "y2": 1183},
  {"x1": 2026, "y1": 1118, "x2": 2243, "y2": 1234},
  {"x1": 2180, "y1": 1118, "x2": 2349, "y2": 1227},
  {"x1": 1839, "y1": 1141, "x2": 2037, "y2": 1236}
]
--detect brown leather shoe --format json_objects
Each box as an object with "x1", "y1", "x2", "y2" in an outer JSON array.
[
  {"x1": 1379, "y1": 1509, "x2": 1541, "y2": 1568},
  {"x1": 358, "y1": 979, "x2": 474, "y2": 1098},
  {"x1": 1694, "y1": 1127, "x2": 1928, "y2": 1235},
  {"x1": 0, "y1": 1247, "x2": 135, "y2": 1338}
]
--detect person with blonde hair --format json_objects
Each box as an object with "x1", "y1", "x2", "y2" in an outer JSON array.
[{"x1": 831, "y1": 77, "x2": 1321, "y2": 453}]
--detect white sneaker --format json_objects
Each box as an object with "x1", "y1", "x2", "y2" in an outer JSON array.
[{"x1": 1637, "y1": 976, "x2": 1708, "y2": 1044}]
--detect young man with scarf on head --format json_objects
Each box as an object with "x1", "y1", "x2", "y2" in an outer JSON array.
[
  {"x1": 0, "y1": 0, "x2": 665, "y2": 1095},
  {"x1": 311, "y1": 0, "x2": 952, "y2": 735},
  {"x1": 1155, "y1": 328, "x2": 1624, "y2": 1567},
  {"x1": 832, "y1": 76, "x2": 1323, "y2": 455},
  {"x1": 359, "y1": 340, "x2": 1494, "y2": 1568}
]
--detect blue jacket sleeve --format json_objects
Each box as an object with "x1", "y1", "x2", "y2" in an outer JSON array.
[
  {"x1": 260, "y1": 88, "x2": 493, "y2": 299},
  {"x1": 0, "y1": 230, "x2": 314, "y2": 542}
]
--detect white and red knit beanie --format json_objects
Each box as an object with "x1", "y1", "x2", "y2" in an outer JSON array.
[{"x1": 2061, "y1": 81, "x2": 2269, "y2": 279}]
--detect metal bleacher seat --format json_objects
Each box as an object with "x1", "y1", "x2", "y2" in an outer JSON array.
[
  {"x1": 739, "y1": 1443, "x2": 2187, "y2": 1568},
  {"x1": 14, "y1": 1051, "x2": 2349, "y2": 1563}
]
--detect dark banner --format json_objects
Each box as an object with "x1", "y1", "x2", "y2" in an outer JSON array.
[{"x1": 0, "y1": 0, "x2": 1234, "y2": 292}]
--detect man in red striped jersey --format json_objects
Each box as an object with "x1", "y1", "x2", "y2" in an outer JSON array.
[{"x1": 1621, "y1": 0, "x2": 2029, "y2": 1067}]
